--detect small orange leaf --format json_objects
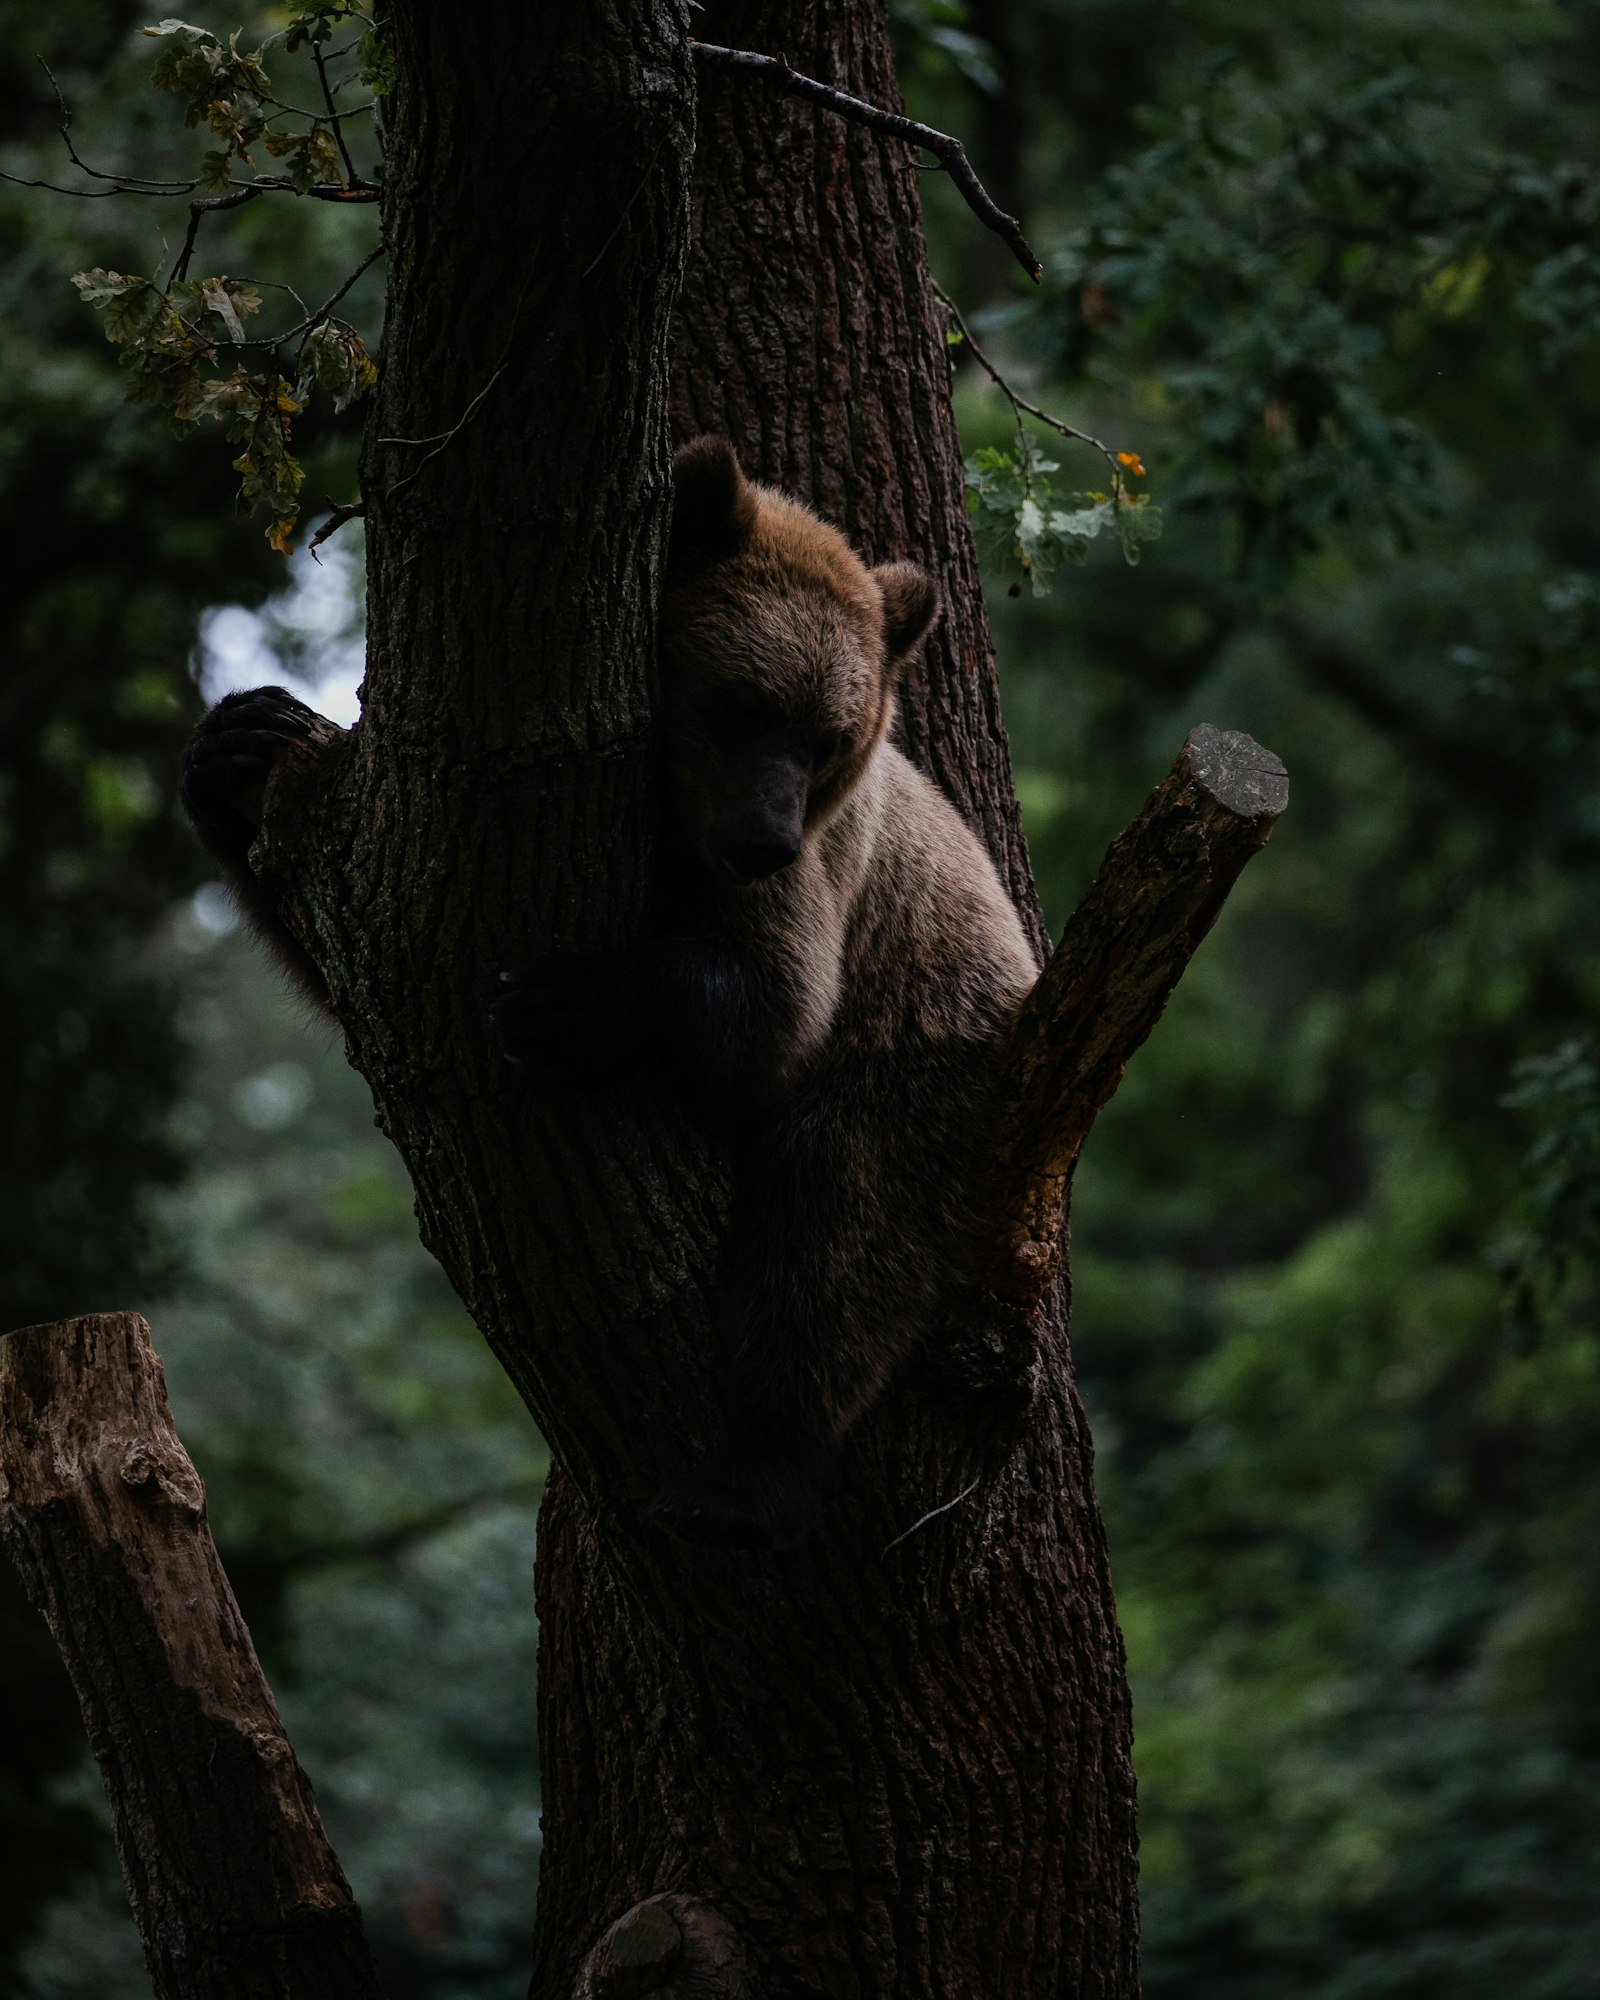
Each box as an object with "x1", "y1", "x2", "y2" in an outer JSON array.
[{"x1": 1115, "y1": 451, "x2": 1146, "y2": 477}]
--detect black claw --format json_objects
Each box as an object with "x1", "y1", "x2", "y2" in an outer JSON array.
[
  {"x1": 488, "y1": 954, "x2": 620, "y2": 1086},
  {"x1": 182, "y1": 686, "x2": 327, "y2": 847}
]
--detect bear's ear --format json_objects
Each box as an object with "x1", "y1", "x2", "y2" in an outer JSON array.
[
  {"x1": 668, "y1": 435, "x2": 759, "y2": 581},
  {"x1": 872, "y1": 562, "x2": 941, "y2": 664}
]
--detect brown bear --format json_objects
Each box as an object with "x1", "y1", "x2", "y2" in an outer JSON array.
[{"x1": 181, "y1": 436, "x2": 1037, "y2": 1551}]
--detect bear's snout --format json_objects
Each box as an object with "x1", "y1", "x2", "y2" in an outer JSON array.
[
  {"x1": 720, "y1": 827, "x2": 804, "y2": 884},
  {"x1": 707, "y1": 741, "x2": 811, "y2": 885}
]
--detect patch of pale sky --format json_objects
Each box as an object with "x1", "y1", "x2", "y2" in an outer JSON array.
[
  {"x1": 189, "y1": 535, "x2": 366, "y2": 941},
  {"x1": 198, "y1": 531, "x2": 367, "y2": 728}
]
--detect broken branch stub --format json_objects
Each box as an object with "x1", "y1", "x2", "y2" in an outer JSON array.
[
  {"x1": 985, "y1": 725, "x2": 1288, "y2": 1309},
  {"x1": 0, "y1": 1311, "x2": 384, "y2": 2000},
  {"x1": 575, "y1": 1893, "x2": 753, "y2": 2000}
]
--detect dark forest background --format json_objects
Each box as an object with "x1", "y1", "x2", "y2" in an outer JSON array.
[{"x1": 3, "y1": 1, "x2": 1598, "y2": 1994}]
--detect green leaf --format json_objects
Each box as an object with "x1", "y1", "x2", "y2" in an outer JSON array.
[
  {"x1": 284, "y1": 2, "x2": 351, "y2": 51},
  {"x1": 71, "y1": 267, "x2": 139, "y2": 309},
  {"x1": 1050, "y1": 499, "x2": 1117, "y2": 541},
  {"x1": 1113, "y1": 493, "x2": 1165, "y2": 567},
  {"x1": 299, "y1": 322, "x2": 379, "y2": 413},
  {"x1": 121, "y1": 347, "x2": 201, "y2": 417},
  {"x1": 198, "y1": 276, "x2": 257, "y2": 343},
  {"x1": 265, "y1": 122, "x2": 342, "y2": 193},
  {"x1": 149, "y1": 17, "x2": 270, "y2": 152},
  {"x1": 183, "y1": 368, "x2": 260, "y2": 425},
  {"x1": 74, "y1": 271, "x2": 171, "y2": 348},
  {"x1": 357, "y1": 26, "x2": 394, "y2": 96},
  {"x1": 230, "y1": 384, "x2": 307, "y2": 549},
  {"x1": 963, "y1": 444, "x2": 1149, "y2": 592},
  {"x1": 170, "y1": 365, "x2": 248, "y2": 427}
]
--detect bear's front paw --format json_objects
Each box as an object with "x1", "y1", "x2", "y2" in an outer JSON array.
[
  {"x1": 489, "y1": 954, "x2": 624, "y2": 1091},
  {"x1": 181, "y1": 685, "x2": 329, "y2": 849},
  {"x1": 646, "y1": 1437, "x2": 842, "y2": 1553}
]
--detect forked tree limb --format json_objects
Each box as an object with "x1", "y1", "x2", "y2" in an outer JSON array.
[
  {"x1": 985, "y1": 725, "x2": 1289, "y2": 1309},
  {"x1": 0, "y1": 1312, "x2": 384, "y2": 2000}
]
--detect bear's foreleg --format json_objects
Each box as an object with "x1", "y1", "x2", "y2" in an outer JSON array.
[
  {"x1": 491, "y1": 935, "x2": 810, "y2": 1105},
  {"x1": 647, "y1": 1054, "x2": 970, "y2": 1551}
]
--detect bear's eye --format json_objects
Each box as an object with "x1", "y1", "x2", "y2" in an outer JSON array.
[
  {"x1": 813, "y1": 732, "x2": 844, "y2": 772},
  {"x1": 721, "y1": 684, "x2": 776, "y2": 725}
]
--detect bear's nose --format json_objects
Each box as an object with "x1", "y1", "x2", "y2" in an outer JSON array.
[{"x1": 727, "y1": 832, "x2": 803, "y2": 883}]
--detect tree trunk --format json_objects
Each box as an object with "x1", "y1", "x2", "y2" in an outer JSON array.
[
  {"x1": 0, "y1": 1315, "x2": 382, "y2": 2000},
  {"x1": 559, "y1": 10, "x2": 1138, "y2": 1998},
  {"x1": 257, "y1": 2, "x2": 1139, "y2": 1994}
]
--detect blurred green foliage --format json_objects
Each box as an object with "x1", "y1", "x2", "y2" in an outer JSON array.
[
  {"x1": 0, "y1": 7, "x2": 464, "y2": 1994},
  {"x1": 144, "y1": 923, "x2": 543, "y2": 1998},
  {"x1": 9, "y1": 919, "x2": 544, "y2": 1999},
  {"x1": 5, "y1": 2, "x2": 1600, "y2": 1996},
  {"x1": 1, "y1": 0, "x2": 279, "y2": 1968},
  {"x1": 904, "y1": 0, "x2": 1600, "y2": 1991}
]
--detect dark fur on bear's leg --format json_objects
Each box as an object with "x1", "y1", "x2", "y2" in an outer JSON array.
[
  {"x1": 490, "y1": 954, "x2": 640, "y2": 1095},
  {"x1": 490, "y1": 935, "x2": 806, "y2": 1106},
  {"x1": 647, "y1": 1418, "x2": 843, "y2": 1552}
]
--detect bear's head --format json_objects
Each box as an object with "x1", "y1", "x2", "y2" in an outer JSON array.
[{"x1": 660, "y1": 435, "x2": 939, "y2": 886}]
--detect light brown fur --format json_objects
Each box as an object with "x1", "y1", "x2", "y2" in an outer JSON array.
[{"x1": 625, "y1": 440, "x2": 1037, "y2": 1542}]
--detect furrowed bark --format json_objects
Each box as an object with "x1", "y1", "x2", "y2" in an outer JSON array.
[
  {"x1": 986, "y1": 726, "x2": 1290, "y2": 1309},
  {"x1": 687, "y1": 41, "x2": 1042, "y2": 280},
  {"x1": 0, "y1": 1313, "x2": 381, "y2": 2000}
]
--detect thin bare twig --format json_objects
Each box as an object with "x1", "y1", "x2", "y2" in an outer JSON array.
[
  {"x1": 162, "y1": 243, "x2": 381, "y2": 361},
  {"x1": 271, "y1": 240, "x2": 385, "y2": 351},
  {"x1": 380, "y1": 366, "x2": 505, "y2": 501},
  {"x1": 881, "y1": 1475, "x2": 982, "y2": 1556},
  {"x1": 0, "y1": 168, "x2": 182, "y2": 199},
  {"x1": 7, "y1": 164, "x2": 379, "y2": 205},
  {"x1": 325, "y1": 24, "x2": 378, "y2": 63},
  {"x1": 580, "y1": 127, "x2": 672, "y2": 278},
  {"x1": 312, "y1": 39, "x2": 364, "y2": 186},
  {"x1": 690, "y1": 40, "x2": 1041, "y2": 283},
  {"x1": 308, "y1": 496, "x2": 366, "y2": 559},
  {"x1": 221, "y1": 174, "x2": 378, "y2": 204},
  {"x1": 259, "y1": 91, "x2": 375, "y2": 126},
  {"x1": 379, "y1": 113, "x2": 657, "y2": 504},
  {"x1": 39, "y1": 58, "x2": 194, "y2": 191},
  {"x1": 173, "y1": 186, "x2": 264, "y2": 284},
  {"x1": 21, "y1": 64, "x2": 378, "y2": 204},
  {"x1": 167, "y1": 179, "x2": 375, "y2": 348},
  {"x1": 933, "y1": 282, "x2": 1123, "y2": 469}
]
